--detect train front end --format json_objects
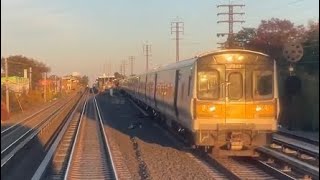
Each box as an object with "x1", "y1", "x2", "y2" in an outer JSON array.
[{"x1": 193, "y1": 50, "x2": 279, "y2": 156}]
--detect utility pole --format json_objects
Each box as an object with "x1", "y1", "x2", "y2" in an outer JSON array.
[
  {"x1": 143, "y1": 42, "x2": 152, "y2": 72},
  {"x1": 44, "y1": 72, "x2": 47, "y2": 102},
  {"x1": 110, "y1": 63, "x2": 113, "y2": 77},
  {"x1": 103, "y1": 63, "x2": 106, "y2": 86},
  {"x1": 122, "y1": 60, "x2": 126, "y2": 76},
  {"x1": 217, "y1": 3, "x2": 245, "y2": 48},
  {"x1": 171, "y1": 18, "x2": 184, "y2": 62},
  {"x1": 5, "y1": 58, "x2": 10, "y2": 113},
  {"x1": 29, "y1": 67, "x2": 32, "y2": 91},
  {"x1": 129, "y1": 56, "x2": 135, "y2": 76},
  {"x1": 107, "y1": 62, "x2": 111, "y2": 77},
  {"x1": 54, "y1": 75, "x2": 57, "y2": 94}
]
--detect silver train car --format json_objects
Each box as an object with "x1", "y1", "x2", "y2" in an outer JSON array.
[{"x1": 120, "y1": 49, "x2": 279, "y2": 156}]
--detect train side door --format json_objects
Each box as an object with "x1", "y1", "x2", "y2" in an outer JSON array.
[
  {"x1": 225, "y1": 67, "x2": 246, "y2": 123},
  {"x1": 213, "y1": 65, "x2": 226, "y2": 123},
  {"x1": 173, "y1": 70, "x2": 180, "y2": 117}
]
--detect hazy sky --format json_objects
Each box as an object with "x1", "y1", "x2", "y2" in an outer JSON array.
[{"x1": 1, "y1": 0, "x2": 319, "y2": 83}]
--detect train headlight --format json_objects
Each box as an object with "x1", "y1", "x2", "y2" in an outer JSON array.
[
  {"x1": 255, "y1": 105, "x2": 262, "y2": 112},
  {"x1": 195, "y1": 101, "x2": 223, "y2": 118},
  {"x1": 209, "y1": 106, "x2": 216, "y2": 112},
  {"x1": 253, "y1": 104, "x2": 275, "y2": 117}
]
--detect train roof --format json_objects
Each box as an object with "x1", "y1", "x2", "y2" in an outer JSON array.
[
  {"x1": 195, "y1": 49, "x2": 270, "y2": 58},
  {"x1": 126, "y1": 49, "x2": 271, "y2": 78},
  {"x1": 148, "y1": 57, "x2": 197, "y2": 73}
]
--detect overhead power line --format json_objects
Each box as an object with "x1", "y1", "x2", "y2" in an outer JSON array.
[
  {"x1": 171, "y1": 18, "x2": 184, "y2": 62},
  {"x1": 216, "y1": 3, "x2": 245, "y2": 48},
  {"x1": 143, "y1": 42, "x2": 151, "y2": 72}
]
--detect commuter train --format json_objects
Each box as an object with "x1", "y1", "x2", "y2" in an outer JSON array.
[{"x1": 120, "y1": 49, "x2": 279, "y2": 156}]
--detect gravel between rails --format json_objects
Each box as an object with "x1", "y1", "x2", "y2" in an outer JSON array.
[{"x1": 96, "y1": 91, "x2": 217, "y2": 180}]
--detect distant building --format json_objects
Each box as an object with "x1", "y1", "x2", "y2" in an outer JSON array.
[
  {"x1": 61, "y1": 75, "x2": 80, "y2": 92},
  {"x1": 96, "y1": 74, "x2": 115, "y2": 90}
]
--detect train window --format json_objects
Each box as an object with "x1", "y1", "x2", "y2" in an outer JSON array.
[
  {"x1": 197, "y1": 70, "x2": 219, "y2": 99},
  {"x1": 228, "y1": 72, "x2": 243, "y2": 100},
  {"x1": 211, "y1": 53, "x2": 272, "y2": 65},
  {"x1": 254, "y1": 71, "x2": 273, "y2": 99}
]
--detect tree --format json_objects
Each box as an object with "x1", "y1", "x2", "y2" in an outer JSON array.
[
  {"x1": 256, "y1": 18, "x2": 303, "y2": 59},
  {"x1": 114, "y1": 72, "x2": 125, "y2": 79},
  {"x1": 234, "y1": 27, "x2": 257, "y2": 49},
  {"x1": 300, "y1": 21, "x2": 319, "y2": 74},
  {"x1": 1, "y1": 55, "x2": 51, "y2": 89},
  {"x1": 79, "y1": 75, "x2": 89, "y2": 86},
  {"x1": 233, "y1": 18, "x2": 306, "y2": 61},
  {"x1": 303, "y1": 21, "x2": 319, "y2": 57}
]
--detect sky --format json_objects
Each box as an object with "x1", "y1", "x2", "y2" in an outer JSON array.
[{"x1": 1, "y1": 0, "x2": 319, "y2": 83}]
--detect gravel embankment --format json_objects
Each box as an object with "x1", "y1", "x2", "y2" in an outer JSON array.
[{"x1": 96, "y1": 91, "x2": 215, "y2": 180}]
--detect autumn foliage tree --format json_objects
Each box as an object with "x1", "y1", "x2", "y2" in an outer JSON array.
[
  {"x1": 234, "y1": 18, "x2": 319, "y2": 73},
  {"x1": 234, "y1": 18, "x2": 307, "y2": 61}
]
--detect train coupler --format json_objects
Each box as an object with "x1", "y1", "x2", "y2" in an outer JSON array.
[{"x1": 226, "y1": 132, "x2": 244, "y2": 151}]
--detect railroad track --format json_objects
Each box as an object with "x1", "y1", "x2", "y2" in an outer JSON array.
[
  {"x1": 256, "y1": 147, "x2": 318, "y2": 180},
  {"x1": 1, "y1": 93, "x2": 83, "y2": 173},
  {"x1": 211, "y1": 156, "x2": 282, "y2": 179},
  {"x1": 248, "y1": 132, "x2": 320, "y2": 180},
  {"x1": 277, "y1": 129, "x2": 319, "y2": 146},
  {"x1": 1, "y1": 95, "x2": 74, "y2": 137},
  {"x1": 1, "y1": 100, "x2": 70, "y2": 156},
  {"x1": 65, "y1": 97, "x2": 117, "y2": 179},
  {"x1": 1, "y1": 98, "x2": 62, "y2": 136},
  {"x1": 272, "y1": 134, "x2": 318, "y2": 164},
  {"x1": 32, "y1": 95, "x2": 131, "y2": 180},
  {"x1": 31, "y1": 93, "x2": 88, "y2": 180}
]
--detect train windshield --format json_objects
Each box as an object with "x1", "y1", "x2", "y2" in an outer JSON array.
[
  {"x1": 197, "y1": 52, "x2": 274, "y2": 100},
  {"x1": 197, "y1": 70, "x2": 220, "y2": 99},
  {"x1": 253, "y1": 70, "x2": 273, "y2": 99}
]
